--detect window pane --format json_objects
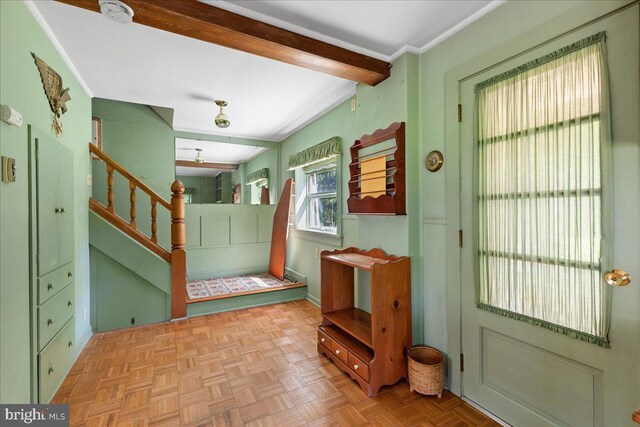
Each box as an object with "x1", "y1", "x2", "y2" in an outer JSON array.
[
  {"x1": 308, "y1": 168, "x2": 337, "y2": 194},
  {"x1": 308, "y1": 197, "x2": 337, "y2": 231},
  {"x1": 476, "y1": 38, "x2": 609, "y2": 344}
]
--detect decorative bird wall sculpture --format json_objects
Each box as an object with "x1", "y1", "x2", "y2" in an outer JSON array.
[{"x1": 31, "y1": 52, "x2": 72, "y2": 135}]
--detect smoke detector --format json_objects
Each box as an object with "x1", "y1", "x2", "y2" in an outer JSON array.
[{"x1": 98, "y1": 0, "x2": 134, "y2": 24}]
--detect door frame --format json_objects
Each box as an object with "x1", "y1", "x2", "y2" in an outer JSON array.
[{"x1": 444, "y1": 0, "x2": 639, "y2": 396}]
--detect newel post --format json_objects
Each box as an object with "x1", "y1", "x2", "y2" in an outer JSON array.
[{"x1": 170, "y1": 180, "x2": 187, "y2": 319}]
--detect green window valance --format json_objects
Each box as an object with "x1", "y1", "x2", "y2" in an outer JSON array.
[
  {"x1": 246, "y1": 168, "x2": 269, "y2": 186},
  {"x1": 287, "y1": 136, "x2": 342, "y2": 171}
]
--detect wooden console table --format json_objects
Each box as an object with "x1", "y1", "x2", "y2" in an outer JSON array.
[{"x1": 317, "y1": 247, "x2": 411, "y2": 397}]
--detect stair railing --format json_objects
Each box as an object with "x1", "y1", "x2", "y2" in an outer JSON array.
[{"x1": 89, "y1": 143, "x2": 187, "y2": 319}]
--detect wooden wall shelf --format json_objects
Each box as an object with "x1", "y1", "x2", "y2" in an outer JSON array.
[
  {"x1": 347, "y1": 122, "x2": 406, "y2": 215},
  {"x1": 318, "y1": 247, "x2": 411, "y2": 397}
]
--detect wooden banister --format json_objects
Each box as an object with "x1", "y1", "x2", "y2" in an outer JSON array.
[
  {"x1": 170, "y1": 180, "x2": 187, "y2": 319},
  {"x1": 90, "y1": 144, "x2": 171, "y2": 210},
  {"x1": 89, "y1": 199, "x2": 171, "y2": 262},
  {"x1": 89, "y1": 143, "x2": 188, "y2": 320}
]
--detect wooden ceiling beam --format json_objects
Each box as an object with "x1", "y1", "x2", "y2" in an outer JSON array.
[
  {"x1": 55, "y1": 0, "x2": 391, "y2": 85},
  {"x1": 176, "y1": 160, "x2": 239, "y2": 170}
]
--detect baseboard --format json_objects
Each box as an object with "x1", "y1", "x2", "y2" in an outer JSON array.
[
  {"x1": 305, "y1": 293, "x2": 321, "y2": 307},
  {"x1": 187, "y1": 287, "x2": 307, "y2": 317},
  {"x1": 75, "y1": 325, "x2": 93, "y2": 359}
]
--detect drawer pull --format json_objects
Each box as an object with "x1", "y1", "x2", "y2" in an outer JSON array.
[
  {"x1": 55, "y1": 208, "x2": 60, "y2": 213},
  {"x1": 61, "y1": 208, "x2": 65, "y2": 214},
  {"x1": 47, "y1": 283, "x2": 53, "y2": 290},
  {"x1": 320, "y1": 338, "x2": 325, "y2": 343},
  {"x1": 67, "y1": 272, "x2": 73, "y2": 278},
  {"x1": 68, "y1": 341, "x2": 73, "y2": 348},
  {"x1": 353, "y1": 364, "x2": 359, "y2": 370},
  {"x1": 335, "y1": 350, "x2": 340, "y2": 355},
  {"x1": 67, "y1": 301, "x2": 72, "y2": 307},
  {"x1": 47, "y1": 319, "x2": 53, "y2": 326},
  {"x1": 48, "y1": 367, "x2": 55, "y2": 375}
]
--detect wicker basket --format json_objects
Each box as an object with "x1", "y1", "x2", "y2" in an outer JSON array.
[{"x1": 407, "y1": 346, "x2": 445, "y2": 398}]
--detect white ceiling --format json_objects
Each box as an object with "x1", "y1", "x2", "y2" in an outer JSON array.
[
  {"x1": 29, "y1": 0, "x2": 504, "y2": 141},
  {"x1": 208, "y1": 1, "x2": 502, "y2": 59},
  {"x1": 175, "y1": 138, "x2": 268, "y2": 177}
]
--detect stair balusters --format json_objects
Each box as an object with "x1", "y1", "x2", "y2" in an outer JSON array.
[
  {"x1": 107, "y1": 164, "x2": 114, "y2": 213},
  {"x1": 129, "y1": 180, "x2": 137, "y2": 229},
  {"x1": 151, "y1": 199, "x2": 158, "y2": 244},
  {"x1": 89, "y1": 143, "x2": 187, "y2": 320}
]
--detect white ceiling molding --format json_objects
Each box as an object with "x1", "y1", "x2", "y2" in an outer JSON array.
[
  {"x1": 24, "y1": 0, "x2": 93, "y2": 98},
  {"x1": 389, "y1": 0, "x2": 507, "y2": 61}
]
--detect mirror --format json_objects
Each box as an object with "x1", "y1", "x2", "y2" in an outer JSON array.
[{"x1": 175, "y1": 138, "x2": 277, "y2": 205}]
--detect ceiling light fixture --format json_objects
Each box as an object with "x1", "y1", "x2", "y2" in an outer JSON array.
[
  {"x1": 98, "y1": 0, "x2": 134, "y2": 24},
  {"x1": 194, "y1": 148, "x2": 204, "y2": 163},
  {"x1": 215, "y1": 100, "x2": 230, "y2": 128}
]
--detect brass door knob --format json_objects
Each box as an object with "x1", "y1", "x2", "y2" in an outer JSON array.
[{"x1": 604, "y1": 269, "x2": 631, "y2": 287}]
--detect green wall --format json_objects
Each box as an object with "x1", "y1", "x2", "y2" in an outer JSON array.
[
  {"x1": 0, "y1": 1, "x2": 92, "y2": 402},
  {"x1": 279, "y1": 53, "x2": 423, "y2": 339},
  {"x1": 178, "y1": 175, "x2": 216, "y2": 204}
]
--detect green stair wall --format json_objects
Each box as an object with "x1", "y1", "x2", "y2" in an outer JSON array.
[{"x1": 89, "y1": 210, "x2": 170, "y2": 331}]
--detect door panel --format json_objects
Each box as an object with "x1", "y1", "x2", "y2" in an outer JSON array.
[
  {"x1": 459, "y1": 7, "x2": 639, "y2": 426},
  {"x1": 36, "y1": 136, "x2": 59, "y2": 276},
  {"x1": 57, "y1": 146, "x2": 74, "y2": 266}
]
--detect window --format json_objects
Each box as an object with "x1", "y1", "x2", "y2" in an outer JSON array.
[
  {"x1": 305, "y1": 166, "x2": 338, "y2": 234},
  {"x1": 475, "y1": 33, "x2": 611, "y2": 346}
]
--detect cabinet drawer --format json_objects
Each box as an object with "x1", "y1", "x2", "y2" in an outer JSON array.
[
  {"x1": 318, "y1": 329, "x2": 332, "y2": 348},
  {"x1": 348, "y1": 352, "x2": 370, "y2": 381},
  {"x1": 38, "y1": 283, "x2": 74, "y2": 350},
  {"x1": 38, "y1": 262, "x2": 74, "y2": 305},
  {"x1": 39, "y1": 318, "x2": 75, "y2": 403},
  {"x1": 331, "y1": 340, "x2": 348, "y2": 364}
]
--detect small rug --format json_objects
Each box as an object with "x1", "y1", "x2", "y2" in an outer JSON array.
[{"x1": 186, "y1": 273, "x2": 298, "y2": 300}]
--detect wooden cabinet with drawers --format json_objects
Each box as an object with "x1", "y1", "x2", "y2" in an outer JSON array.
[
  {"x1": 318, "y1": 247, "x2": 411, "y2": 397},
  {"x1": 29, "y1": 127, "x2": 76, "y2": 403}
]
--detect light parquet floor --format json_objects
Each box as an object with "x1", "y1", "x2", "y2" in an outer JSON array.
[{"x1": 53, "y1": 300, "x2": 500, "y2": 427}]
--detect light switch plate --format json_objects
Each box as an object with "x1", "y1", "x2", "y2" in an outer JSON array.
[
  {"x1": 87, "y1": 174, "x2": 93, "y2": 186},
  {"x1": 351, "y1": 99, "x2": 357, "y2": 112},
  {"x1": 1, "y1": 156, "x2": 16, "y2": 183}
]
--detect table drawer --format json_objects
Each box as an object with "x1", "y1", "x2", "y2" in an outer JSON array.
[
  {"x1": 318, "y1": 329, "x2": 332, "y2": 348},
  {"x1": 39, "y1": 318, "x2": 75, "y2": 403},
  {"x1": 348, "y1": 352, "x2": 370, "y2": 381},
  {"x1": 331, "y1": 340, "x2": 348, "y2": 364},
  {"x1": 38, "y1": 283, "x2": 74, "y2": 350},
  {"x1": 38, "y1": 262, "x2": 74, "y2": 305}
]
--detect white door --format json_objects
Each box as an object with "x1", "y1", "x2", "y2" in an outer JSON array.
[{"x1": 458, "y1": 6, "x2": 639, "y2": 426}]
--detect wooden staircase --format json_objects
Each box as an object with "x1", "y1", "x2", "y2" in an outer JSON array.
[{"x1": 89, "y1": 144, "x2": 187, "y2": 319}]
